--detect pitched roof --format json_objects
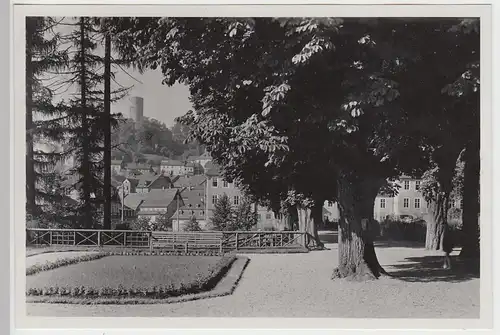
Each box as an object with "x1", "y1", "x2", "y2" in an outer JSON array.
[
  {"x1": 180, "y1": 188, "x2": 205, "y2": 209},
  {"x1": 199, "y1": 151, "x2": 212, "y2": 159},
  {"x1": 126, "y1": 162, "x2": 153, "y2": 170},
  {"x1": 173, "y1": 175, "x2": 207, "y2": 189},
  {"x1": 141, "y1": 189, "x2": 183, "y2": 208},
  {"x1": 136, "y1": 172, "x2": 162, "y2": 188},
  {"x1": 204, "y1": 162, "x2": 222, "y2": 176},
  {"x1": 123, "y1": 193, "x2": 149, "y2": 211},
  {"x1": 161, "y1": 159, "x2": 184, "y2": 166}
]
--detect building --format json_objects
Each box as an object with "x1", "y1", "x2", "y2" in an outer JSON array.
[
  {"x1": 205, "y1": 163, "x2": 280, "y2": 230},
  {"x1": 129, "y1": 96, "x2": 144, "y2": 126},
  {"x1": 111, "y1": 160, "x2": 123, "y2": 174},
  {"x1": 172, "y1": 175, "x2": 207, "y2": 190},
  {"x1": 135, "y1": 174, "x2": 174, "y2": 193},
  {"x1": 124, "y1": 162, "x2": 158, "y2": 175},
  {"x1": 136, "y1": 189, "x2": 184, "y2": 227},
  {"x1": 323, "y1": 201, "x2": 340, "y2": 222},
  {"x1": 187, "y1": 151, "x2": 213, "y2": 169},
  {"x1": 374, "y1": 176, "x2": 429, "y2": 221},
  {"x1": 160, "y1": 159, "x2": 195, "y2": 176},
  {"x1": 173, "y1": 187, "x2": 208, "y2": 231},
  {"x1": 324, "y1": 176, "x2": 435, "y2": 223}
]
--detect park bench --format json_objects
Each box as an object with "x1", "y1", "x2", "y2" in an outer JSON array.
[{"x1": 150, "y1": 231, "x2": 224, "y2": 253}]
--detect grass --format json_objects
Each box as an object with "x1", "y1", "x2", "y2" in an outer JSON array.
[
  {"x1": 26, "y1": 255, "x2": 237, "y2": 299},
  {"x1": 26, "y1": 256, "x2": 250, "y2": 305},
  {"x1": 27, "y1": 255, "x2": 219, "y2": 289}
]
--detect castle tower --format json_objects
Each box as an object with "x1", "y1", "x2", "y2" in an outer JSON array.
[{"x1": 129, "y1": 96, "x2": 144, "y2": 128}]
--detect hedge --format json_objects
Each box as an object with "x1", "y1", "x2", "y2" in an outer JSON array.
[
  {"x1": 26, "y1": 255, "x2": 237, "y2": 299},
  {"x1": 26, "y1": 253, "x2": 108, "y2": 276}
]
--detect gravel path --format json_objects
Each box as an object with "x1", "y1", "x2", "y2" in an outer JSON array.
[
  {"x1": 26, "y1": 251, "x2": 99, "y2": 269},
  {"x1": 26, "y1": 235, "x2": 479, "y2": 318}
]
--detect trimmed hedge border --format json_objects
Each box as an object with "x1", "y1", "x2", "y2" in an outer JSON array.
[
  {"x1": 26, "y1": 253, "x2": 108, "y2": 276},
  {"x1": 26, "y1": 255, "x2": 237, "y2": 299},
  {"x1": 232, "y1": 247, "x2": 309, "y2": 254},
  {"x1": 26, "y1": 256, "x2": 250, "y2": 305}
]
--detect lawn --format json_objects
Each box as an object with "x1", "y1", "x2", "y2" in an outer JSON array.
[{"x1": 26, "y1": 255, "x2": 233, "y2": 298}]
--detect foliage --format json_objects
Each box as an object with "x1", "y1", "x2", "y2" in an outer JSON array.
[
  {"x1": 107, "y1": 17, "x2": 479, "y2": 275},
  {"x1": 26, "y1": 17, "x2": 70, "y2": 217},
  {"x1": 26, "y1": 255, "x2": 237, "y2": 298},
  {"x1": 151, "y1": 212, "x2": 173, "y2": 231},
  {"x1": 184, "y1": 215, "x2": 202, "y2": 232},
  {"x1": 231, "y1": 197, "x2": 258, "y2": 231},
  {"x1": 129, "y1": 217, "x2": 152, "y2": 231},
  {"x1": 111, "y1": 117, "x2": 187, "y2": 161},
  {"x1": 210, "y1": 194, "x2": 233, "y2": 231}
]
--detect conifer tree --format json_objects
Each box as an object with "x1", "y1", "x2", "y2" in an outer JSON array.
[
  {"x1": 184, "y1": 215, "x2": 202, "y2": 232},
  {"x1": 210, "y1": 194, "x2": 232, "y2": 231},
  {"x1": 26, "y1": 16, "x2": 69, "y2": 220}
]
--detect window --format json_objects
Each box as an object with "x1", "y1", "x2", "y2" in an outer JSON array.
[
  {"x1": 415, "y1": 180, "x2": 421, "y2": 191},
  {"x1": 266, "y1": 213, "x2": 272, "y2": 220},
  {"x1": 212, "y1": 178, "x2": 218, "y2": 188},
  {"x1": 223, "y1": 180, "x2": 229, "y2": 188},
  {"x1": 212, "y1": 195, "x2": 218, "y2": 204},
  {"x1": 233, "y1": 196, "x2": 239, "y2": 205},
  {"x1": 404, "y1": 180, "x2": 410, "y2": 190},
  {"x1": 403, "y1": 198, "x2": 409, "y2": 208},
  {"x1": 380, "y1": 198, "x2": 386, "y2": 209},
  {"x1": 414, "y1": 198, "x2": 421, "y2": 209}
]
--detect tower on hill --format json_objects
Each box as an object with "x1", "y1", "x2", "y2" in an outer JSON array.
[{"x1": 129, "y1": 96, "x2": 144, "y2": 128}]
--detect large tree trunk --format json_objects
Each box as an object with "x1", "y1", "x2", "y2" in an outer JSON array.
[
  {"x1": 79, "y1": 18, "x2": 93, "y2": 229},
  {"x1": 297, "y1": 204, "x2": 323, "y2": 249},
  {"x1": 460, "y1": 138, "x2": 480, "y2": 258},
  {"x1": 102, "y1": 33, "x2": 112, "y2": 230},
  {"x1": 25, "y1": 19, "x2": 37, "y2": 217},
  {"x1": 287, "y1": 205, "x2": 298, "y2": 230},
  {"x1": 332, "y1": 176, "x2": 387, "y2": 280},
  {"x1": 425, "y1": 193, "x2": 449, "y2": 250}
]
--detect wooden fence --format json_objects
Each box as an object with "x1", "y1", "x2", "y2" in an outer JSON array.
[{"x1": 26, "y1": 228, "x2": 307, "y2": 251}]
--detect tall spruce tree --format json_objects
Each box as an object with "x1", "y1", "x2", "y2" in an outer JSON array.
[
  {"x1": 26, "y1": 16, "x2": 69, "y2": 220},
  {"x1": 210, "y1": 194, "x2": 233, "y2": 231},
  {"x1": 53, "y1": 17, "x2": 129, "y2": 228}
]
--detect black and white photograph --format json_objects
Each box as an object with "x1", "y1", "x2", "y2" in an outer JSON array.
[{"x1": 10, "y1": 2, "x2": 494, "y2": 331}]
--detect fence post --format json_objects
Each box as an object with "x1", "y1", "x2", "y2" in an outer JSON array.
[
  {"x1": 149, "y1": 232, "x2": 153, "y2": 253},
  {"x1": 235, "y1": 233, "x2": 239, "y2": 250},
  {"x1": 280, "y1": 233, "x2": 283, "y2": 247},
  {"x1": 219, "y1": 238, "x2": 223, "y2": 254},
  {"x1": 259, "y1": 234, "x2": 262, "y2": 248},
  {"x1": 124, "y1": 231, "x2": 127, "y2": 246},
  {"x1": 97, "y1": 231, "x2": 101, "y2": 247},
  {"x1": 185, "y1": 241, "x2": 188, "y2": 253},
  {"x1": 73, "y1": 231, "x2": 76, "y2": 245},
  {"x1": 49, "y1": 231, "x2": 53, "y2": 246}
]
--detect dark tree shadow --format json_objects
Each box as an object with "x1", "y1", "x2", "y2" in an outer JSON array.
[
  {"x1": 318, "y1": 230, "x2": 338, "y2": 244},
  {"x1": 387, "y1": 254, "x2": 480, "y2": 283},
  {"x1": 374, "y1": 239, "x2": 426, "y2": 249}
]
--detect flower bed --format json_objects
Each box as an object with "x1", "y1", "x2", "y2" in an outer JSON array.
[
  {"x1": 26, "y1": 255, "x2": 236, "y2": 299},
  {"x1": 26, "y1": 253, "x2": 108, "y2": 276}
]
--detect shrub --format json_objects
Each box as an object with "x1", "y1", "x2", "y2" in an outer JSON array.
[
  {"x1": 183, "y1": 215, "x2": 202, "y2": 232},
  {"x1": 378, "y1": 217, "x2": 427, "y2": 242}
]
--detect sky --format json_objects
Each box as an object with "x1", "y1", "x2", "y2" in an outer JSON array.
[
  {"x1": 111, "y1": 69, "x2": 193, "y2": 128},
  {"x1": 50, "y1": 18, "x2": 193, "y2": 128}
]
